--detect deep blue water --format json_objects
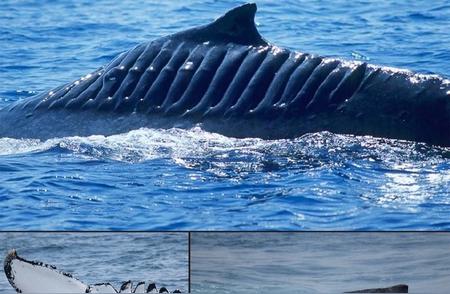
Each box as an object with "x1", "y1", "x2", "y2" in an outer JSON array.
[
  {"x1": 0, "y1": 0, "x2": 449, "y2": 230},
  {"x1": 0, "y1": 233, "x2": 188, "y2": 293},
  {"x1": 191, "y1": 233, "x2": 450, "y2": 293}
]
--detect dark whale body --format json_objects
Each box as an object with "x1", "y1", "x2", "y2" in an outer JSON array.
[
  {"x1": 345, "y1": 284, "x2": 408, "y2": 293},
  {"x1": 0, "y1": 3, "x2": 449, "y2": 146}
]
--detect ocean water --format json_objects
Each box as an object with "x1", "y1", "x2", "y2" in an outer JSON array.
[
  {"x1": 191, "y1": 232, "x2": 450, "y2": 293},
  {"x1": 0, "y1": 0, "x2": 449, "y2": 230},
  {"x1": 0, "y1": 232, "x2": 188, "y2": 293}
]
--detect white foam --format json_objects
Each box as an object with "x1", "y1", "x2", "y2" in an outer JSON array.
[{"x1": 0, "y1": 127, "x2": 265, "y2": 162}]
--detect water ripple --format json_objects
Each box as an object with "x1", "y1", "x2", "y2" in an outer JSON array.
[
  {"x1": 0, "y1": 128, "x2": 448, "y2": 230},
  {"x1": 0, "y1": 0, "x2": 449, "y2": 230}
]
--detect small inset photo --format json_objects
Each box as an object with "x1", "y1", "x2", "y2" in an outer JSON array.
[
  {"x1": 191, "y1": 232, "x2": 450, "y2": 293},
  {"x1": 0, "y1": 233, "x2": 188, "y2": 293}
]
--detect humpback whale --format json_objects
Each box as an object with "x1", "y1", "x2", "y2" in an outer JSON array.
[
  {"x1": 345, "y1": 284, "x2": 408, "y2": 293},
  {"x1": 3, "y1": 250, "x2": 181, "y2": 293},
  {"x1": 0, "y1": 3, "x2": 449, "y2": 146}
]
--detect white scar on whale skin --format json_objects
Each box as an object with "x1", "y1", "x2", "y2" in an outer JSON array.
[{"x1": 4, "y1": 250, "x2": 180, "y2": 293}]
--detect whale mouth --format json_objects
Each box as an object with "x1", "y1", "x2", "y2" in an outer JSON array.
[{"x1": 3, "y1": 250, "x2": 181, "y2": 293}]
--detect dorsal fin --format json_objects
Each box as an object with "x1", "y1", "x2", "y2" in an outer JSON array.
[
  {"x1": 207, "y1": 3, "x2": 267, "y2": 45},
  {"x1": 171, "y1": 3, "x2": 268, "y2": 46}
]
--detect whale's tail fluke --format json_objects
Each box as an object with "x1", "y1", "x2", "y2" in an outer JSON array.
[
  {"x1": 3, "y1": 250, "x2": 181, "y2": 293},
  {"x1": 4, "y1": 249, "x2": 89, "y2": 293}
]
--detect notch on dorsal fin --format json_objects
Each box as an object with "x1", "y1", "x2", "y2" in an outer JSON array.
[{"x1": 171, "y1": 3, "x2": 268, "y2": 46}]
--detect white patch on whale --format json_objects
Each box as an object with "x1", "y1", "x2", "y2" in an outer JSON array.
[
  {"x1": 4, "y1": 250, "x2": 88, "y2": 293},
  {"x1": 4, "y1": 250, "x2": 180, "y2": 293}
]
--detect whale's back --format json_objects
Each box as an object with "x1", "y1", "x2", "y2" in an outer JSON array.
[{"x1": 0, "y1": 3, "x2": 449, "y2": 146}]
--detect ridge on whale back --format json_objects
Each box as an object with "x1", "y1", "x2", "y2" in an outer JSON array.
[{"x1": 0, "y1": 3, "x2": 449, "y2": 146}]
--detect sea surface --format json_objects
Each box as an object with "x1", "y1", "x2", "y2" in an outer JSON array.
[
  {"x1": 0, "y1": 0, "x2": 449, "y2": 230},
  {"x1": 0, "y1": 232, "x2": 188, "y2": 293},
  {"x1": 191, "y1": 232, "x2": 450, "y2": 293}
]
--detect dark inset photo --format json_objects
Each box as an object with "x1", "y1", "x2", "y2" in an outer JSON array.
[
  {"x1": 0, "y1": 232, "x2": 188, "y2": 293},
  {"x1": 191, "y1": 232, "x2": 450, "y2": 293}
]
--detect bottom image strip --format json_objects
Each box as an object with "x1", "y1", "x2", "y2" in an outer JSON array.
[
  {"x1": 1, "y1": 232, "x2": 449, "y2": 293},
  {"x1": 0, "y1": 233, "x2": 188, "y2": 293}
]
